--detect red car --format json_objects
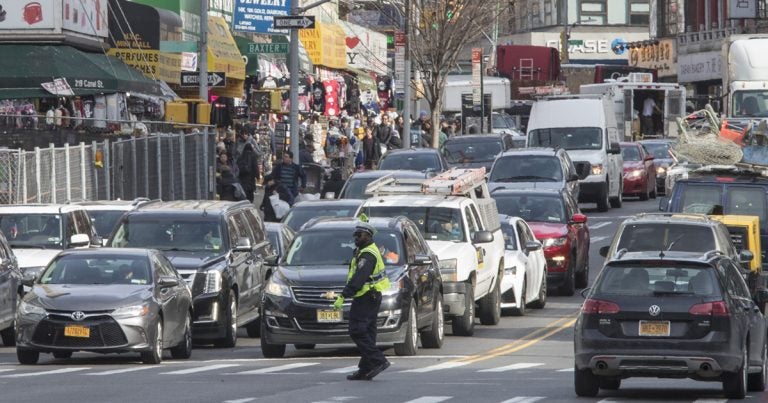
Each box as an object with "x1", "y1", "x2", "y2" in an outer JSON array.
[
  {"x1": 620, "y1": 142, "x2": 657, "y2": 200},
  {"x1": 491, "y1": 189, "x2": 590, "y2": 296}
]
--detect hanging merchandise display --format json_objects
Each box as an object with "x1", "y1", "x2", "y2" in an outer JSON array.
[
  {"x1": 377, "y1": 75, "x2": 392, "y2": 110},
  {"x1": 312, "y1": 81, "x2": 325, "y2": 113},
  {"x1": 323, "y1": 79, "x2": 340, "y2": 117}
]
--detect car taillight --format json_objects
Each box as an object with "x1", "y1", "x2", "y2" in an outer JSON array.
[
  {"x1": 582, "y1": 298, "x2": 620, "y2": 314},
  {"x1": 689, "y1": 301, "x2": 729, "y2": 316}
]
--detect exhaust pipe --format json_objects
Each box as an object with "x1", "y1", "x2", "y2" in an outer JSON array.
[
  {"x1": 700, "y1": 363, "x2": 712, "y2": 372},
  {"x1": 595, "y1": 361, "x2": 608, "y2": 371}
]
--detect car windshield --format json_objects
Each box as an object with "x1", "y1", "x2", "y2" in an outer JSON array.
[
  {"x1": 679, "y1": 184, "x2": 723, "y2": 214},
  {"x1": 643, "y1": 143, "x2": 672, "y2": 159},
  {"x1": 442, "y1": 140, "x2": 503, "y2": 163},
  {"x1": 365, "y1": 206, "x2": 465, "y2": 242},
  {"x1": 528, "y1": 127, "x2": 603, "y2": 150},
  {"x1": 733, "y1": 90, "x2": 768, "y2": 118},
  {"x1": 109, "y1": 218, "x2": 224, "y2": 253},
  {"x1": 492, "y1": 115, "x2": 514, "y2": 129},
  {"x1": 726, "y1": 187, "x2": 767, "y2": 229},
  {"x1": 492, "y1": 194, "x2": 566, "y2": 224},
  {"x1": 489, "y1": 155, "x2": 563, "y2": 182},
  {"x1": 616, "y1": 223, "x2": 715, "y2": 252},
  {"x1": 0, "y1": 213, "x2": 65, "y2": 249},
  {"x1": 284, "y1": 230, "x2": 404, "y2": 266},
  {"x1": 378, "y1": 153, "x2": 439, "y2": 172},
  {"x1": 595, "y1": 265, "x2": 719, "y2": 296},
  {"x1": 39, "y1": 254, "x2": 153, "y2": 285},
  {"x1": 500, "y1": 221, "x2": 518, "y2": 250},
  {"x1": 621, "y1": 146, "x2": 641, "y2": 161},
  {"x1": 87, "y1": 210, "x2": 126, "y2": 238},
  {"x1": 283, "y1": 205, "x2": 360, "y2": 231}
]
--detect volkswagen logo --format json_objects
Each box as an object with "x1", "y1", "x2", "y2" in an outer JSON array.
[
  {"x1": 648, "y1": 305, "x2": 661, "y2": 317},
  {"x1": 70, "y1": 311, "x2": 86, "y2": 321}
]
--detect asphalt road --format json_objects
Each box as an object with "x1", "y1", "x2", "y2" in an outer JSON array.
[{"x1": 0, "y1": 198, "x2": 765, "y2": 403}]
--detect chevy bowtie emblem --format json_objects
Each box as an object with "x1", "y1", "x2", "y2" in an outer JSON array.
[
  {"x1": 321, "y1": 291, "x2": 337, "y2": 300},
  {"x1": 71, "y1": 311, "x2": 86, "y2": 321}
]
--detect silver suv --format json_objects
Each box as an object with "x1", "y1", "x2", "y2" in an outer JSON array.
[{"x1": 488, "y1": 147, "x2": 582, "y2": 202}]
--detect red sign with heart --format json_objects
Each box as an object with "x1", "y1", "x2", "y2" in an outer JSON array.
[{"x1": 345, "y1": 36, "x2": 360, "y2": 49}]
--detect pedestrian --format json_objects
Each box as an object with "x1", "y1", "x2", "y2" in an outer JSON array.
[
  {"x1": 321, "y1": 168, "x2": 345, "y2": 198},
  {"x1": 330, "y1": 220, "x2": 391, "y2": 381},
  {"x1": 260, "y1": 175, "x2": 294, "y2": 221},
  {"x1": 270, "y1": 150, "x2": 307, "y2": 200},
  {"x1": 375, "y1": 113, "x2": 400, "y2": 153},
  {"x1": 641, "y1": 96, "x2": 661, "y2": 137},
  {"x1": 362, "y1": 126, "x2": 380, "y2": 170},
  {"x1": 237, "y1": 142, "x2": 260, "y2": 202},
  {"x1": 216, "y1": 153, "x2": 243, "y2": 201}
]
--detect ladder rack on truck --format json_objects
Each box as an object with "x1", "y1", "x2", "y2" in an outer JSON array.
[{"x1": 365, "y1": 168, "x2": 489, "y2": 200}]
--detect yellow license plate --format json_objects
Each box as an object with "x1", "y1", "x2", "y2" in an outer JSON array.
[
  {"x1": 638, "y1": 320, "x2": 670, "y2": 336},
  {"x1": 64, "y1": 325, "x2": 90, "y2": 338},
  {"x1": 317, "y1": 309, "x2": 342, "y2": 323}
]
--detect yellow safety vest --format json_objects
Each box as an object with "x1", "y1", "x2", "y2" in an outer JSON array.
[{"x1": 347, "y1": 242, "x2": 390, "y2": 298}]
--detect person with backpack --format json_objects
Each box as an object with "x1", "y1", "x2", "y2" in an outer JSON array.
[{"x1": 237, "y1": 142, "x2": 260, "y2": 202}]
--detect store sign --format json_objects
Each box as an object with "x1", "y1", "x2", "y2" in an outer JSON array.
[
  {"x1": 41, "y1": 78, "x2": 75, "y2": 96},
  {"x1": 299, "y1": 22, "x2": 348, "y2": 70},
  {"x1": 232, "y1": 0, "x2": 291, "y2": 34},
  {"x1": 543, "y1": 32, "x2": 650, "y2": 60},
  {"x1": 209, "y1": 0, "x2": 235, "y2": 24},
  {"x1": 340, "y1": 21, "x2": 387, "y2": 75},
  {"x1": 246, "y1": 42, "x2": 289, "y2": 54},
  {"x1": 677, "y1": 51, "x2": 723, "y2": 83},
  {"x1": 62, "y1": 0, "x2": 108, "y2": 38},
  {"x1": 628, "y1": 38, "x2": 677, "y2": 78},
  {"x1": 730, "y1": 0, "x2": 756, "y2": 19},
  {"x1": 0, "y1": 0, "x2": 56, "y2": 29},
  {"x1": 207, "y1": 16, "x2": 246, "y2": 81}
]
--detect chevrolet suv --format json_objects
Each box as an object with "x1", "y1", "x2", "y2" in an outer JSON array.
[{"x1": 108, "y1": 200, "x2": 275, "y2": 347}]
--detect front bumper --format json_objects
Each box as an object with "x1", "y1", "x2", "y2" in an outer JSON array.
[
  {"x1": 578, "y1": 176, "x2": 606, "y2": 203},
  {"x1": 190, "y1": 291, "x2": 228, "y2": 340},
  {"x1": 622, "y1": 174, "x2": 646, "y2": 195},
  {"x1": 442, "y1": 281, "x2": 468, "y2": 316}
]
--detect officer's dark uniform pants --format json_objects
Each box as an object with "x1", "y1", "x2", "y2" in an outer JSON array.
[{"x1": 349, "y1": 290, "x2": 387, "y2": 372}]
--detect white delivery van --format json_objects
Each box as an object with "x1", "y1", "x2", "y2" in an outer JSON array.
[{"x1": 526, "y1": 95, "x2": 623, "y2": 212}]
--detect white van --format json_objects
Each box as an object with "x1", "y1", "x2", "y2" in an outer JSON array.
[{"x1": 526, "y1": 96, "x2": 623, "y2": 212}]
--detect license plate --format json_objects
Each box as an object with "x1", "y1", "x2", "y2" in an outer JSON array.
[
  {"x1": 638, "y1": 320, "x2": 670, "y2": 336},
  {"x1": 317, "y1": 309, "x2": 342, "y2": 323},
  {"x1": 64, "y1": 325, "x2": 90, "y2": 338}
]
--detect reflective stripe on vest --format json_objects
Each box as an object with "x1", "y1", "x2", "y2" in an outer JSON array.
[{"x1": 347, "y1": 242, "x2": 390, "y2": 298}]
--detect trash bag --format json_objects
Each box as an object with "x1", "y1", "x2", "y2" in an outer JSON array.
[{"x1": 270, "y1": 194, "x2": 290, "y2": 219}]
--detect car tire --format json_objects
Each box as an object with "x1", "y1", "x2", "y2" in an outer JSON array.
[
  {"x1": 245, "y1": 318, "x2": 261, "y2": 338},
  {"x1": 294, "y1": 344, "x2": 315, "y2": 350},
  {"x1": 394, "y1": 302, "x2": 419, "y2": 356},
  {"x1": 17, "y1": 348, "x2": 39, "y2": 365},
  {"x1": 610, "y1": 182, "x2": 623, "y2": 208},
  {"x1": 52, "y1": 351, "x2": 72, "y2": 359},
  {"x1": 724, "y1": 346, "x2": 748, "y2": 399},
  {"x1": 260, "y1": 319, "x2": 286, "y2": 358},
  {"x1": 510, "y1": 279, "x2": 526, "y2": 316},
  {"x1": 141, "y1": 320, "x2": 163, "y2": 365},
  {"x1": 748, "y1": 344, "x2": 767, "y2": 391},
  {"x1": 576, "y1": 261, "x2": 589, "y2": 289},
  {"x1": 574, "y1": 366, "x2": 599, "y2": 397},
  {"x1": 596, "y1": 182, "x2": 610, "y2": 212},
  {"x1": 170, "y1": 313, "x2": 193, "y2": 359},
  {"x1": 479, "y1": 275, "x2": 501, "y2": 326},
  {"x1": 451, "y1": 282, "x2": 475, "y2": 337},
  {"x1": 420, "y1": 296, "x2": 444, "y2": 349},
  {"x1": 214, "y1": 292, "x2": 237, "y2": 348},
  {"x1": 0, "y1": 322, "x2": 15, "y2": 346},
  {"x1": 599, "y1": 377, "x2": 621, "y2": 390},
  {"x1": 528, "y1": 268, "x2": 547, "y2": 309},
  {"x1": 558, "y1": 257, "x2": 576, "y2": 296}
]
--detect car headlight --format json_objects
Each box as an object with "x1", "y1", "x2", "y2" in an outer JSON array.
[
  {"x1": 18, "y1": 300, "x2": 45, "y2": 316},
  {"x1": 204, "y1": 271, "x2": 222, "y2": 294},
  {"x1": 112, "y1": 303, "x2": 150, "y2": 318},
  {"x1": 265, "y1": 276, "x2": 292, "y2": 298},
  {"x1": 542, "y1": 237, "x2": 567, "y2": 248},
  {"x1": 438, "y1": 259, "x2": 458, "y2": 282},
  {"x1": 656, "y1": 166, "x2": 667, "y2": 175},
  {"x1": 629, "y1": 169, "x2": 644, "y2": 178},
  {"x1": 382, "y1": 278, "x2": 404, "y2": 296},
  {"x1": 591, "y1": 164, "x2": 603, "y2": 175}
]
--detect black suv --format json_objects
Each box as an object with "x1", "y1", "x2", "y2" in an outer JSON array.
[
  {"x1": 108, "y1": 200, "x2": 275, "y2": 347},
  {"x1": 575, "y1": 250, "x2": 768, "y2": 398},
  {"x1": 378, "y1": 148, "x2": 449, "y2": 173},
  {"x1": 260, "y1": 216, "x2": 444, "y2": 358},
  {"x1": 488, "y1": 147, "x2": 583, "y2": 202},
  {"x1": 441, "y1": 133, "x2": 515, "y2": 172}
]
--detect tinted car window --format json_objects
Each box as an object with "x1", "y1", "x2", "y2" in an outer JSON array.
[
  {"x1": 283, "y1": 205, "x2": 360, "y2": 232},
  {"x1": 366, "y1": 206, "x2": 464, "y2": 242},
  {"x1": 88, "y1": 211, "x2": 126, "y2": 238},
  {"x1": 616, "y1": 223, "x2": 715, "y2": 253},
  {"x1": 111, "y1": 218, "x2": 224, "y2": 252},
  {"x1": 501, "y1": 221, "x2": 518, "y2": 250},
  {"x1": 378, "y1": 153, "x2": 439, "y2": 172},
  {"x1": 492, "y1": 194, "x2": 566, "y2": 224},
  {"x1": 596, "y1": 265, "x2": 719, "y2": 296},
  {"x1": 644, "y1": 143, "x2": 671, "y2": 159},
  {"x1": 490, "y1": 155, "x2": 563, "y2": 182},
  {"x1": 621, "y1": 146, "x2": 641, "y2": 161},
  {"x1": 442, "y1": 140, "x2": 503, "y2": 164},
  {"x1": 340, "y1": 177, "x2": 375, "y2": 199},
  {"x1": 679, "y1": 184, "x2": 723, "y2": 214},
  {"x1": 284, "y1": 230, "x2": 403, "y2": 266},
  {"x1": 40, "y1": 254, "x2": 153, "y2": 285},
  {"x1": 528, "y1": 127, "x2": 603, "y2": 150}
]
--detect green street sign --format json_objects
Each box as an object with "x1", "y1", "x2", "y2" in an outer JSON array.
[
  {"x1": 568, "y1": 39, "x2": 584, "y2": 46},
  {"x1": 246, "y1": 43, "x2": 289, "y2": 55}
]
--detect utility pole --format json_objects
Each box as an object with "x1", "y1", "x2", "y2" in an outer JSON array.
[
  {"x1": 199, "y1": 0, "x2": 208, "y2": 101},
  {"x1": 561, "y1": 0, "x2": 569, "y2": 63},
  {"x1": 402, "y1": 0, "x2": 412, "y2": 148}
]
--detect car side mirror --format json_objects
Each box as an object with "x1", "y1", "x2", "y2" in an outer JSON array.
[
  {"x1": 570, "y1": 213, "x2": 588, "y2": 224},
  {"x1": 599, "y1": 245, "x2": 610, "y2": 257},
  {"x1": 580, "y1": 288, "x2": 591, "y2": 299},
  {"x1": 658, "y1": 197, "x2": 669, "y2": 211},
  {"x1": 609, "y1": 142, "x2": 621, "y2": 154},
  {"x1": 576, "y1": 164, "x2": 591, "y2": 180},
  {"x1": 740, "y1": 250, "x2": 755, "y2": 264},
  {"x1": 264, "y1": 255, "x2": 278, "y2": 266},
  {"x1": 412, "y1": 254, "x2": 433, "y2": 265},
  {"x1": 524, "y1": 241, "x2": 542, "y2": 252},
  {"x1": 70, "y1": 234, "x2": 90, "y2": 247},
  {"x1": 234, "y1": 237, "x2": 252, "y2": 252},
  {"x1": 158, "y1": 276, "x2": 179, "y2": 288},
  {"x1": 472, "y1": 230, "x2": 494, "y2": 244},
  {"x1": 21, "y1": 276, "x2": 35, "y2": 288}
]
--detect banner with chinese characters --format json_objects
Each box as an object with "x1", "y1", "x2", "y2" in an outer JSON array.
[{"x1": 628, "y1": 39, "x2": 677, "y2": 78}]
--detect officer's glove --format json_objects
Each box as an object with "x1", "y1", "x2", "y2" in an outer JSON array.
[{"x1": 333, "y1": 295, "x2": 345, "y2": 311}]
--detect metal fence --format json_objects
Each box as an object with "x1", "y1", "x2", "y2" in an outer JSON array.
[{"x1": 0, "y1": 130, "x2": 215, "y2": 204}]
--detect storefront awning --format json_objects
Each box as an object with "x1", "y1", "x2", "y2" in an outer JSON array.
[
  {"x1": 0, "y1": 44, "x2": 163, "y2": 99},
  {"x1": 207, "y1": 16, "x2": 246, "y2": 98}
]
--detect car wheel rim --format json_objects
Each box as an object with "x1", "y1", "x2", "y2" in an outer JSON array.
[
  {"x1": 155, "y1": 322, "x2": 163, "y2": 358},
  {"x1": 743, "y1": 348, "x2": 748, "y2": 389},
  {"x1": 185, "y1": 316, "x2": 192, "y2": 351},
  {"x1": 230, "y1": 297, "x2": 237, "y2": 338},
  {"x1": 436, "y1": 300, "x2": 444, "y2": 340},
  {"x1": 410, "y1": 305, "x2": 418, "y2": 348}
]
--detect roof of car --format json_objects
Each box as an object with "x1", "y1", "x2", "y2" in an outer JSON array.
[
  {"x1": 622, "y1": 213, "x2": 719, "y2": 226},
  {"x1": 498, "y1": 147, "x2": 561, "y2": 157},
  {"x1": 364, "y1": 194, "x2": 468, "y2": 208},
  {"x1": 383, "y1": 148, "x2": 440, "y2": 156},
  {"x1": 639, "y1": 139, "x2": 675, "y2": 144},
  {"x1": 0, "y1": 204, "x2": 90, "y2": 214},
  {"x1": 605, "y1": 250, "x2": 725, "y2": 265},
  {"x1": 444, "y1": 134, "x2": 505, "y2": 142},
  {"x1": 290, "y1": 199, "x2": 364, "y2": 209},
  {"x1": 130, "y1": 200, "x2": 253, "y2": 215},
  {"x1": 490, "y1": 188, "x2": 564, "y2": 197},
  {"x1": 301, "y1": 216, "x2": 404, "y2": 232},
  {"x1": 346, "y1": 170, "x2": 428, "y2": 180},
  {"x1": 620, "y1": 142, "x2": 641, "y2": 147},
  {"x1": 74, "y1": 198, "x2": 159, "y2": 211},
  {"x1": 59, "y1": 247, "x2": 152, "y2": 257}
]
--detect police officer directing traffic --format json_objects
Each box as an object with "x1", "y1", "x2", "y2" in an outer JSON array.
[{"x1": 331, "y1": 220, "x2": 391, "y2": 380}]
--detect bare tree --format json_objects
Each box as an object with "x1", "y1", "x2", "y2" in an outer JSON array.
[{"x1": 394, "y1": 0, "x2": 505, "y2": 148}]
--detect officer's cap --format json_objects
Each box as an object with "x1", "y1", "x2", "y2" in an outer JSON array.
[{"x1": 354, "y1": 222, "x2": 377, "y2": 236}]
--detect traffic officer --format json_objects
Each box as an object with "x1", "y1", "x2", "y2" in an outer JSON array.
[{"x1": 331, "y1": 220, "x2": 391, "y2": 380}]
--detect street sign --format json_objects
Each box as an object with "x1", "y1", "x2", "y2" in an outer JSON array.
[
  {"x1": 246, "y1": 43, "x2": 289, "y2": 54},
  {"x1": 180, "y1": 71, "x2": 226, "y2": 88},
  {"x1": 472, "y1": 48, "x2": 482, "y2": 106},
  {"x1": 273, "y1": 16, "x2": 316, "y2": 30}
]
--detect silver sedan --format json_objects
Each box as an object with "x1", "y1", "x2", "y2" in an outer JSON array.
[{"x1": 15, "y1": 248, "x2": 193, "y2": 365}]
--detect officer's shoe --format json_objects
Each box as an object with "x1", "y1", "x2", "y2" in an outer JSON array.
[
  {"x1": 364, "y1": 361, "x2": 390, "y2": 380},
  {"x1": 346, "y1": 370, "x2": 368, "y2": 381}
]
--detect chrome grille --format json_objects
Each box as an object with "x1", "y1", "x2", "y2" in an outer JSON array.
[
  {"x1": 177, "y1": 270, "x2": 197, "y2": 287},
  {"x1": 32, "y1": 316, "x2": 128, "y2": 348},
  {"x1": 574, "y1": 161, "x2": 591, "y2": 176},
  {"x1": 291, "y1": 285, "x2": 346, "y2": 305}
]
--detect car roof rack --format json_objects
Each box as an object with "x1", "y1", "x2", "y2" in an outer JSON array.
[{"x1": 365, "y1": 167, "x2": 489, "y2": 200}]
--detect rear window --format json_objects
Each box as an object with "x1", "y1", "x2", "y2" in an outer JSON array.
[
  {"x1": 595, "y1": 265, "x2": 720, "y2": 296},
  {"x1": 379, "y1": 154, "x2": 439, "y2": 172},
  {"x1": 282, "y1": 205, "x2": 360, "y2": 231},
  {"x1": 620, "y1": 146, "x2": 641, "y2": 161},
  {"x1": 489, "y1": 155, "x2": 563, "y2": 182},
  {"x1": 616, "y1": 223, "x2": 715, "y2": 253},
  {"x1": 679, "y1": 184, "x2": 722, "y2": 214},
  {"x1": 340, "y1": 177, "x2": 375, "y2": 200}
]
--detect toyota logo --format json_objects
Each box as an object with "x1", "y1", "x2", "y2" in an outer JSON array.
[
  {"x1": 648, "y1": 305, "x2": 661, "y2": 317},
  {"x1": 70, "y1": 311, "x2": 86, "y2": 321}
]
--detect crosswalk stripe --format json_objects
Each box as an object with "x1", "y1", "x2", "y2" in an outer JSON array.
[
  {"x1": 235, "y1": 362, "x2": 319, "y2": 374},
  {"x1": 499, "y1": 397, "x2": 545, "y2": 403},
  {"x1": 401, "y1": 397, "x2": 452, "y2": 403},
  {"x1": 323, "y1": 365, "x2": 359, "y2": 374},
  {"x1": 3, "y1": 367, "x2": 90, "y2": 378},
  {"x1": 590, "y1": 222, "x2": 611, "y2": 230},
  {"x1": 556, "y1": 367, "x2": 574, "y2": 372},
  {"x1": 85, "y1": 367, "x2": 154, "y2": 376},
  {"x1": 222, "y1": 398, "x2": 257, "y2": 403},
  {"x1": 478, "y1": 363, "x2": 542, "y2": 373},
  {"x1": 591, "y1": 236, "x2": 608, "y2": 243},
  {"x1": 161, "y1": 364, "x2": 240, "y2": 375},
  {"x1": 0, "y1": 369, "x2": 14, "y2": 374},
  {"x1": 401, "y1": 362, "x2": 468, "y2": 373}
]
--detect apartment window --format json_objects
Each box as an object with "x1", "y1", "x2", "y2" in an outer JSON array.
[
  {"x1": 579, "y1": 0, "x2": 607, "y2": 25},
  {"x1": 629, "y1": 0, "x2": 650, "y2": 25}
]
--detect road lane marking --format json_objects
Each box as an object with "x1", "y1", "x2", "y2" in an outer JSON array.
[
  {"x1": 478, "y1": 363, "x2": 542, "y2": 372},
  {"x1": 311, "y1": 398, "x2": 357, "y2": 403},
  {"x1": 589, "y1": 222, "x2": 611, "y2": 230},
  {"x1": 556, "y1": 367, "x2": 574, "y2": 372},
  {"x1": 223, "y1": 398, "x2": 257, "y2": 403},
  {"x1": 0, "y1": 368, "x2": 14, "y2": 374},
  {"x1": 235, "y1": 362, "x2": 319, "y2": 374},
  {"x1": 402, "y1": 397, "x2": 452, "y2": 403},
  {"x1": 161, "y1": 364, "x2": 240, "y2": 375},
  {"x1": 692, "y1": 400, "x2": 728, "y2": 403},
  {"x1": 86, "y1": 367, "x2": 154, "y2": 376},
  {"x1": 323, "y1": 365, "x2": 359, "y2": 374},
  {"x1": 400, "y1": 362, "x2": 469, "y2": 373},
  {"x1": 591, "y1": 236, "x2": 608, "y2": 243},
  {"x1": 500, "y1": 397, "x2": 545, "y2": 403},
  {"x1": 3, "y1": 367, "x2": 90, "y2": 378}
]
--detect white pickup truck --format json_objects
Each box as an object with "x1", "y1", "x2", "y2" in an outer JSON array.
[{"x1": 361, "y1": 168, "x2": 505, "y2": 336}]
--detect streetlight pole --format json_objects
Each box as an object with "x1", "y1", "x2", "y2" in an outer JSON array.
[
  {"x1": 199, "y1": 0, "x2": 208, "y2": 101},
  {"x1": 561, "y1": 0, "x2": 569, "y2": 63}
]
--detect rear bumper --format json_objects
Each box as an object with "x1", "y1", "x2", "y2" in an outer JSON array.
[{"x1": 578, "y1": 354, "x2": 730, "y2": 380}]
